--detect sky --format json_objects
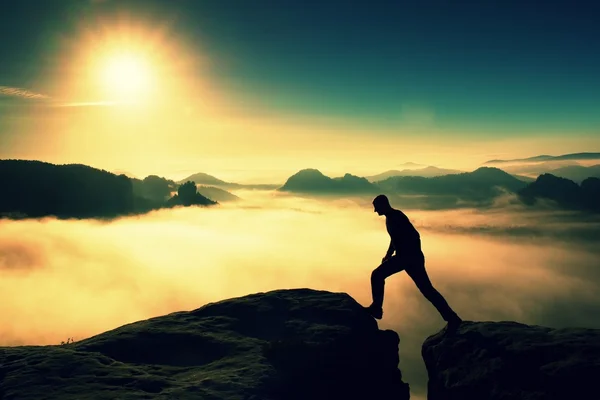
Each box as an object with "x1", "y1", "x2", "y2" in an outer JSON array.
[
  {"x1": 1, "y1": 0, "x2": 599, "y2": 180},
  {"x1": 2, "y1": 4, "x2": 600, "y2": 398}
]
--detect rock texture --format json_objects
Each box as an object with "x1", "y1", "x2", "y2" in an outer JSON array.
[
  {"x1": 0, "y1": 289, "x2": 410, "y2": 400},
  {"x1": 422, "y1": 321, "x2": 600, "y2": 400}
]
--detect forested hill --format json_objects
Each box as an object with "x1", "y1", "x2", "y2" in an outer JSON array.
[{"x1": 0, "y1": 160, "x2": 215, "y2": 219}]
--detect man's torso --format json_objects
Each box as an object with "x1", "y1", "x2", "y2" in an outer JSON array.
[{"x1": 386, "y1": 209, "x2": 421, "y2": 254}]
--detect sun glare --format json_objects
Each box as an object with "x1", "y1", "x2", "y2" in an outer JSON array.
[
  {"x1": 100, "y1": 52, "x2": 152, "y2": 102},
  {"x1": 57, "y1": 17, "x2": 218, "y2": 113}
]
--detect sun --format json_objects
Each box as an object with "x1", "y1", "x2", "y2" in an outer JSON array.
[
  {"x1": 99, "y1": 52, "x2": 152, "y2": 102},
  {"x1": 59, "y1": 18, "x2": 212, "y2": 110}
]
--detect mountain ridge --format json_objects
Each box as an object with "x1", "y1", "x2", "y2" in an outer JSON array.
[
  {"x1": 279, "y1": 169, "x2": 379, "y2": 195},
  {"x1": 366, "y1": 166, "x2": 463, "y2": 182},
  {"x1": 177, "y1": 172, "x2": 279, "y2": 190},
  {"x1": 485, "y1": 152, "x2": 600, "y2": 164}
]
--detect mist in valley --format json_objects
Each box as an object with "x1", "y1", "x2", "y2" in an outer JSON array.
[{"x1": 1, "y1": 189, "x2": 599, "y2": 398}]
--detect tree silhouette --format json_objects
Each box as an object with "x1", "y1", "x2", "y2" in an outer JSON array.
[
  {"x1": 0, "y1": 160, "x2": 137, "y2": 218},
  {"x1": 142, "y1": 175, "x2": 174, "y2": 201},
  {"x1": 178, "y1": 181, "x2": 198, "y2": 206}
]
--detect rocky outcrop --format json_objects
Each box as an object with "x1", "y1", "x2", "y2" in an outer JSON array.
[
  {"x1": 422, "y1": 321, "x2": 600, "y2": 400},
  {"x1": 0, "y1": 289, "x2": 409, "y2": 400}
]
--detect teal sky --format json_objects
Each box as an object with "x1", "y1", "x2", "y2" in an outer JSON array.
[{"x1": 0, "y1": 0, "x2": 599, "y2": 176}]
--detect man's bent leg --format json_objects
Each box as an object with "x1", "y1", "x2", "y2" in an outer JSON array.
[
  {"x1": 370, "y1": 256, "x2": 405, "y2": 311},
  {"x1": 405, "y1": 254, "x2": 460, "y2": 323}
]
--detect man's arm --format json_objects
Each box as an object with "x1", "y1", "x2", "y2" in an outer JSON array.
[{"x1": 383, "y1": 239, "x2": 395, "y2": 262}]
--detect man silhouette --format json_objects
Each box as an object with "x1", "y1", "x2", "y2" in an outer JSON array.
[{"x1": 365, "y1": 194, "x2": 462, "y2": 331}]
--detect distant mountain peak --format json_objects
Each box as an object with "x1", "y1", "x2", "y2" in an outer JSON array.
[
  {"x1": 288, "y1": 168, "x2": 327, "y2": 179},
  {"x1": 339, "y1": 172, "x2": 366, "y2": 179},
  {"x1": 297, "y1": 168, "x2": 325, "y2": 174},
  {"x1": 485, "y1": 152, "x2": 600, "y2": 165},
  {"x1": 366, "y1": 166, "x2": 463, "y2": 182},
  {"x1": 535, "y1": 173, "x2": 576, "y2": 184},
  {"x1": 177, "y1": 172, "x2": 227, "y2": 185},
  {"x1": 280, "y1": 169, "x2": 377, "y2": 194},
  {"x1": 472, "y1": 166, "x2": 507, "y2": 174}
]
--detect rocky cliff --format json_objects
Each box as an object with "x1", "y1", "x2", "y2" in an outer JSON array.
[
  {"x1": 422, "y1": 321, "x2": 600, "y2": 400},
  {"x1": 0, "y1": 289, "x2": 410, "y2": 400}
]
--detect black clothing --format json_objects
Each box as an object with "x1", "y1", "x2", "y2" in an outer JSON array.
[
  {"x1": 370, "y1": 252, "x2": 459, "y2": 322},
  {"x1": 385, "y1": 209, "x2": 421, "y2": 256},
  {"x1": 371, "y1": 208, "x2": 460, "y2": 323}
]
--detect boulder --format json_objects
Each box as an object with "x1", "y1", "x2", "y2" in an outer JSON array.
[
  {"x1": 0, "y1": 289, "x2": 410, "y2": 400},
  {"x1": 422, "y1": 321, "x2": 600, "y2": 400}
]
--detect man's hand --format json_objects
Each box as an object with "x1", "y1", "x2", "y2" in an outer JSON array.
[{"x1": 383, "y1": 239, "x2": 395, "y2": 263}]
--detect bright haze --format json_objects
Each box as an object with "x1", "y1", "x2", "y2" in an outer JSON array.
[
  {"x1": 1, "y1": 0, "x2": 599, "y2": 180},
  {"x1": 1, "y1": 1, "x2": 600, "y2": 399}
]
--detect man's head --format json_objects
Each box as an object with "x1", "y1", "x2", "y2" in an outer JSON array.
[{"x1": 372, "y1": 194, "x2": 392, "y2": 216}]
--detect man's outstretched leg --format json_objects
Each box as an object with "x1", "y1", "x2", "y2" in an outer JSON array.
[
  {"x1": 405, "y1": 254, "x2": 462, "y2": 332},
  {"x1": 366, "y1": 256, "x2": 404, "y2": 319}
]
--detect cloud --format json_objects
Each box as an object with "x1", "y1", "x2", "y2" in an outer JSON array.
[
  {"x1": 0, "y1": 86, "x2": 137, "y2": 111},
  {"x1": 413, "y1": 204, "x2": 600, "y2": 244},
  {"x1": 0, "y1": 86, "x2": 50, "y2": 100},
  {"x1": 2, "y1": 192, "x2": 599, "y2": 399}
]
